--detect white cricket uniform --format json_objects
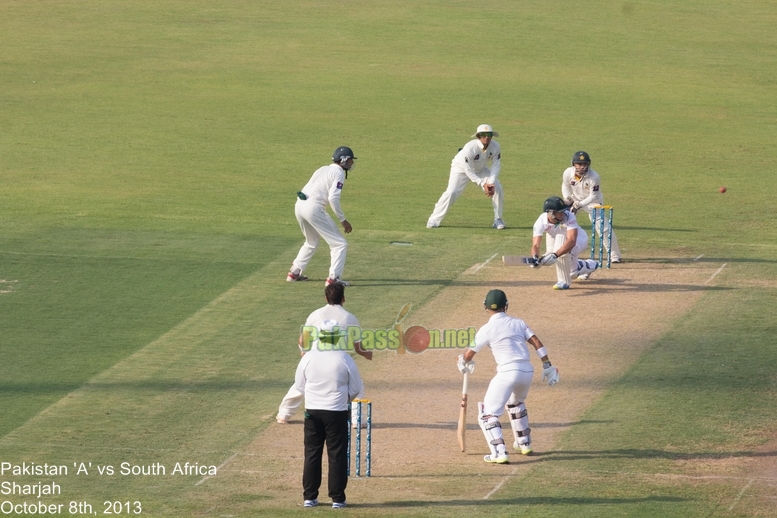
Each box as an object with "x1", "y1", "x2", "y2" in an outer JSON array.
[
  {"x1": 427, "y1": 139, "x2": 504, "y2": 226},
  {"x1": 470, "y1": 311, "x2": 537, "y2": 455},
  {"x1": 291, "y1": 164, "x2": 349, "y2": 279},
  {"x1": 278, "y1": 304, "x2": 364, "y2": 421},
  {"x1": 561, "y1": 167, "x2": 620, "y2": 260},
  {"x1": 533, "y1": 210, "x2": 597, "y2": 284}
]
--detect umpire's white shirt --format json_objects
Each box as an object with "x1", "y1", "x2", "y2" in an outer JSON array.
[
  {"x1": 300, "y1": 164, "x2": 347, "y2": 222},
  {"x1": 295, "y1": 348, "x2": 363, "y2": 411},
  {"x1": 472, "y1": 312, "x2": 535, "y2": 373}
]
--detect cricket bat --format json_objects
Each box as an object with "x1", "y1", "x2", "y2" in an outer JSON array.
[
  {"x1": 457, "y1": 371, "x2": 469, "y2": 452},
  {"x1": 502, "y1": 255, "x2": 538, "y2": 267}
]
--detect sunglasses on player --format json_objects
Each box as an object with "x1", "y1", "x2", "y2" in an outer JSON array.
[{"x1": 477, "y1": 132, "x2": 493, "y2": 138}]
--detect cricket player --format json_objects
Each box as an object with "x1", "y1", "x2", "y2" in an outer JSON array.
[
  {"x1": 561, "y1": 151, "x2": 621, "y2": 263},
  {"x1": 457, "y1": 289, "x2": 559, "y2": 464},
  {"x1": 276, "y1": 283, "x2": 370, "y2": 426},
  {"x1": 287, "y1": 146, "x2": 357, "y2": 286},
  {"x1": 427, "y1": 124, "x2": 506, "y2": 230},
  {"x1": 529, "y1": 196, "x2": 599, "y2": 290}
]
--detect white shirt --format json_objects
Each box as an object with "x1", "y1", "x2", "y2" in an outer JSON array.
[
  {"x1": 471, "y1": 312, "x2": 535, "y2": 372},
  {"x1": 301, "y1": 304, "x2": 361, "y2": 354},
  {"x1": 561, "y1": 167, "x2": 604, "y2": 209},
  {"x1": 451, "y1": 139, "x2": 501, "y2": 186},
  {"x1": 294, "y1": 349, "x2": 363, "y2": 411},
  {"x1": 532, "y1": 210, "x2": 581, "y2": 239},
  {"x1": 300, "y1": 164, "x2": 347, "y2": 222}
]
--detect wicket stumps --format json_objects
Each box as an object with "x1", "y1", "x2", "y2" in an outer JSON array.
[
  {"x1": 590, "y1": 205, "x2": 614, "y2": 268},
  {"x1": 347, "y1": 399, "x2": 372, "y2": 477}
]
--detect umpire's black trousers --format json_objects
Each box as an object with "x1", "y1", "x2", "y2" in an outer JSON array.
[{"x1": 303, "y1": 409, "x2": 349, "y2": 503}]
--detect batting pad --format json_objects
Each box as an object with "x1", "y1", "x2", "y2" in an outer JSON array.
[{"x1": 556, "y1": 255, "x2": 572, "y2": 285}]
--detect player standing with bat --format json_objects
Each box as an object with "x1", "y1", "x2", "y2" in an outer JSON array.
[{"x1": 457, "y1": 290, "x2": 559, "y2": 464}]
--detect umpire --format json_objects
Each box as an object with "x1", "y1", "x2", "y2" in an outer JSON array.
[{"x1": 294, "y1": 317, "x2": 363, "y2": 509}]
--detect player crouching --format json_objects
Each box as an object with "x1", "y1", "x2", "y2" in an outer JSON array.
[{"x1": 529, "y1": 196, "x2": 598, "y2": 290}]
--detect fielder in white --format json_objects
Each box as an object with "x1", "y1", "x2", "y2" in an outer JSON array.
[
  {"x1": 287, "y1": 146, "x2": 357, "y2": 286},
  {"x1": 276, "y1": 283, "x2": 370, "y2": 426},
  {"x1": 427, "y1": 124, "x2": 506, "y2": 230},
  {"x1": 457, "y1": 289, "x2": 559, "y2": 464},
  {"x1": 561, "y1": 151, "x2": 621, "y2": 263},
  {"x1": 530, "y1": 196, "x2": 599, "y2": 290}
]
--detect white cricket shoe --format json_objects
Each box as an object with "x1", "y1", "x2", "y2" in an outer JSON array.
[
  {"x1": 483, "y1": 453, "x2": 510, "y2": 464},
  {"x1": 493, "y1": 218, "x2": 506, "y2": 230},
  {"x1": 578, "y1": 272, "x2": 591, "y2": 280},
  {"x1": 426, "y1": 219, "x2": 439, "y2": 228},
  {"x1": 553, "y1": 282, "x2": 570, "y2": 290},
  {"x1": 303, "y1": 499, "x2": 318, "y2": 508},
  {"x1": 514, "y1": 441, "x2": 533, "y2": 455}
]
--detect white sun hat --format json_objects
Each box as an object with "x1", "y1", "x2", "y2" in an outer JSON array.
[{"x1": 472, "y1": 124, "x2": 499, "y2": 138}]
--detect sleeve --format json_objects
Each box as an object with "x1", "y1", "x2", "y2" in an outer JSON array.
[
  {"x1": 346, "y1": 357, "x2": 364, "y2": 401},
  {"x1": 532, "y1": 215, "x2": 546, "y2": 237},
  {"x1": 561, "y1": 169, "x2": 574, "y2": 201},
  {"x1": 461, "y1": 142, "x2": 486, "y2": 186},
  {"x1": 577, "y1": 172, "x2": 604, "y2": 209},
  {"x1": 294, "y1": 356, "x2": 308, "y2": 394},
  {"x1": 523, "y1": 324, "x2": 535, "y2": 341},
  {"x1": 327, "y1": 168, "x2": 347, "y2": 222},
  {"x1": 488, "y1": 142, "x2": 501, "y2": 181},
  {"x1": 471, "y1": 325, "x2": 490, "y2": 352}
]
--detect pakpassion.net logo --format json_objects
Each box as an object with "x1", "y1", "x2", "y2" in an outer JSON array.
[{"x1": 300, "y1": 308, "x2": 475, "y2": 354}]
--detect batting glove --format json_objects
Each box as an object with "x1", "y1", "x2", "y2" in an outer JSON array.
[
  {"x1": 457, "y1": 354, "x2": 475, "y2": 374},
  {"x1": 530, "y1": 255, "x2": 541, "y2": 268},
  {"x1": 539, "y1": 253, "x2": 558, "y2": 266},
  {"x1": 542, "y1": 365, "x2": 559, "y2": 386}
]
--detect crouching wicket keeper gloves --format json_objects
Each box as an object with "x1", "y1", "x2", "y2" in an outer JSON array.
[
  {"x1": 457, "y1": 354, "x2": 475, "y2": 374},
  {"x1": 542, "y1": 361, "x2": 559, "y2": 386}
]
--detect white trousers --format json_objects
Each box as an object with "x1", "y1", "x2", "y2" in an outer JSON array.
[
  {"x1": 581, "y1": 208, "x2": 620, "y2": 259},
  {"x1": 428, "y1": 170, "x2": 503, "y2": 226},
  {"x1": 548, "y1": 230, "x2": 596, "y2": 284},
  {"x1": 292, "y1": 199, "x2": 347, "y2": 279},
  {"x1": 482, "y1": 366, "x2": 534, "y2": 417},
  {"x1": 277, "y1": 383, "x2": 304, "y2": 421}
]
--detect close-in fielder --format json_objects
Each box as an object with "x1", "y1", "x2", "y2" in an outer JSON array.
[
  {"x1": 276, "y1": 283, "x2": 370, "y2": 426},
  {"x1": 530, "y1": 196, "x2": 599, "y2": 290},
  {"x1": 457, "y1": 289, "x2": 559, "y2": 464},
  {"x1": 561, "y1": 150, "x2": 621, "y2": 264},
  {"x1": 287, "y1": 146, "x2": 358, "y2": 286},
  {"x1": 427, "y1": 124, "x2": 506, "y2": 230}
]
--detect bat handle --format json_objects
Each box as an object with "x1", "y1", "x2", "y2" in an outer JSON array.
[{"x1": 462, "y1": 370, "x2": 469, "y2": 394}]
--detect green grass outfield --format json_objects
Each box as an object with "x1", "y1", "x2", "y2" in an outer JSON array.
[{"x1": 1, "y1": 0, "x2": 775, "y2": 516}]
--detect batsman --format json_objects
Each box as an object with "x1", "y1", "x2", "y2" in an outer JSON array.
[{"x1": 457, "y1": 289, "x2": 559, "y2": 464}]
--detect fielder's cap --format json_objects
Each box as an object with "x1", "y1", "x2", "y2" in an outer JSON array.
[
  {"x1": 484, "y1": 289, "x2": 508, "y2": 310},
  {"x1": 472, "y1": 124, "x2": 499, "y2": 138}
]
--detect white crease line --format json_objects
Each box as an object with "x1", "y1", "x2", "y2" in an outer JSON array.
[
  {"x1": 465, "y1": 253, "x2": 499, "y2": 275},
  {"x1": 483, "y1": 466, "x2": 519, "y2": 499},
  {"x1": 196, "y1": 453, "x2": 238, "y2": 486},
  {"x1": 728, "y1": 479, "x2": 753, "y2": 511},
  {"x1": 705, "y1": 263, "x2": 727, "y2": 284},
  {"x1": 694, "y1": 254, "x2": 704, "y2": 261}
]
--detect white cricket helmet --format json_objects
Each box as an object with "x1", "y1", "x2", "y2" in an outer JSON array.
[{"x1": 471, "y1": 124, "x2": 499, "y2": 138}]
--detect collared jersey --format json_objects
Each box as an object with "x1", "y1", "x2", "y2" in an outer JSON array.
[
  {"x1": 561, "y1": 167, "x2": 604, "y2": 208},
  {"x1": 300, "y1": 164, "x2": 347, "y2": 222},
  {"x1": 451, "y1": 138, "x2": 501, "y2": 184},
  {"x1": 303, "y1": 304, "x2": 361, "y2": 353},
  {"x1": 471, "y1": 312, "x2": 535, "y2": 371},
  {"x1": 532, "y1": 210, "x2": 580, "y2": 239},
  {"x1": 294, "y1": 348, "x2": 363, "y2": 411}
]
